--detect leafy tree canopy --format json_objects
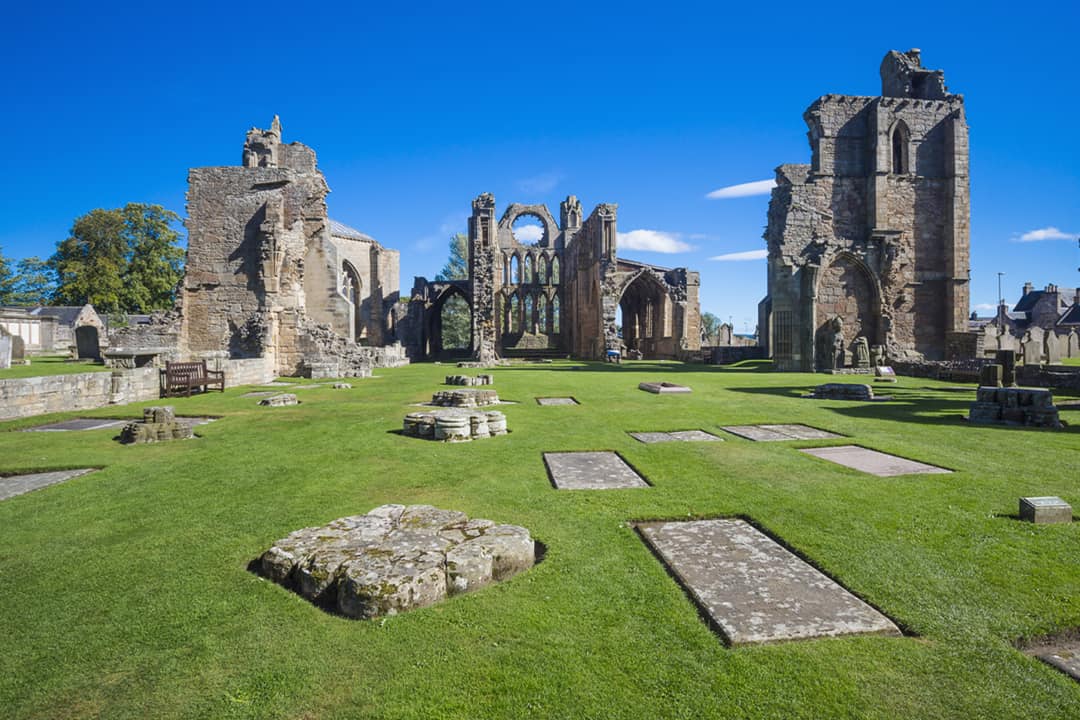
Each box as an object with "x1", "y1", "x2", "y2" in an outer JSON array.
[
  {"x1": 51, "y1": 203, "x2": 184, "y2": 313},
  {"x1": 9, "y1": 257, "x2": 56, "y2": 306},
  {"x1": 0, "y1": 247, "x2": 14, "y2": 303},
  {"x1": 434, "y1": 233, "x2": 470, "y2": 351},
  {"x1": 701, "y1": 311, "x2": 721, "y2": 343}
]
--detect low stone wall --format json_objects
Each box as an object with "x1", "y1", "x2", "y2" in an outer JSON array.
[
  {"x1": 709, "y1": 346, "x2": 766, "y2": 365},
  {"x1": 0, "y1": 368, "x2": 160, "y2": 421},
  {"x1": 202, "y1": 356, "x2": 277, "y2": 388},
  {"x1": 894, "y1": 359, "x2": 1080, "y2": 390},
  {"x1": 1016, "y1": 365, "x2": 1080, "y2": 391}
]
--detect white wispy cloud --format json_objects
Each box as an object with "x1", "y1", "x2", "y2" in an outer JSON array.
[
  {"x1": 517, "y1": 172, "x2": 562, "y2": 194},
  {"x1": 706, "y1": 179, "x2": 776, "y2": 200},
  {"x1": 709, "y1": 249, "x2": 768, "y2": 262},
  {"x1": 513, "y1": 224, "x2": 544, "y2": 243},
  {"x1": 1014, "y1": 226, "x2": 1077, "y2": 242},
  {"x1": 616, "y1": 230, "x2": 692, "y2": 253},
  {"x1": 414, "y1": 213, "x2": 467, "y2": 251},
  {"x1": 973, "y1": 303, "x2": 997, "y2": 312}
]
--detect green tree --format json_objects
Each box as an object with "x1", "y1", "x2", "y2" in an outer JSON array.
[
  {"x1": 0, "y1": 247, "x2": 14, "y2": 303},
  {"x1": 51, "y1": 203, "x2": 184, "y2": 313},
  {"x1": 435, "y1": 233, "x2": 471, "y2": 351},
  {"x1": 9, "y1": 256, "x2": 56, "y2": 306},
  {"x1": 435, "y1": 232, "x2": 468, "y2": 281},
  {"x1": 701, "y1": 311, "x2": 721, "y2": 345}
]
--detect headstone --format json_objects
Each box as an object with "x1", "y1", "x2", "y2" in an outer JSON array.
[
  {"x1": 1067, "y1": 330, "x2": 1079, "y2": 359},
  {"x1": 873, "y1": 366, "x2": 897, "y2": 383},
  {"x1": 638, "y1": 518, "x2": 900, "y2": 645},
  {"x1": 996, "y1": 350, "x2": 1016, "y2": 386},
  {"x1": 852, "y1": 336, "x2": 870, "y2": 369},
  {"x1": 799, "y1": 445, "x2": 951, "y2": 477},
  {"x1": 1019, "y1": 496, "x2": 1072, "y2": 524},
  {"x1": 0, "y1": 327, "x2": 12, "y2": 370},
  {"x1": 979, "y1": 364, "x2": 1003, "y2": 388},
  {"x1": 10, "y1": 334, "x2": 25, "y2": 363},
  {"x1": 1022, "y1": 327, "x2": 1044, "y2": 366},
  {"x1": 1045, "y1": 332, "x2": 1065, "y2": 365},
  {"x1": 256, "y1": 505, "x2": 535, "y2": 619}
]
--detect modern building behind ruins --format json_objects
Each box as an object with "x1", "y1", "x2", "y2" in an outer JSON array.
[
  {"x1": 112, "y1": 117, "x2": 406, "y2": 379},
  {"x1": 759, "y1": 49, "x2": 971, "y2": 371},
  {"x1": 402, "y1": 194, "x2": 702, "y2": 361}
]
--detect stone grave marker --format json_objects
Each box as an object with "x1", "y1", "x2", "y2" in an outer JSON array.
[
  {"x1": 800, "y1": 446, "x2": 951, "y2": 477},
  {"x1": 536, "y1": 397, "x2": 579, "y2": 406},
  {"x1": 259, "y1": 393, "x2": 299, "y2": 407},
  {"x1": 722, "y1": 425, "x2": 842, "y2": 442},
  {"x1": 0, "y1": 327, "x2": 12, "y2": 370},
  {"x1": 1019, "y1": 496, "x2": 1072, "y2": 524},
  {"x1": 1028, "y1": 639, "x2": 1080, "y2": 682},
  {"x1": 638, "y1": 518, "x2": 901, "y2": 645},
  {"x1": 996, "y1": 349, "x2": 1017, "y2": 386},
  {"x1": 543, "y1": 452, "x2": 649, "y2": 489},
  {"x1": 629, "y1": 430, "x2": 722, "y2": 444},
  {"x1": 873, "y1": 366, "x2": 897, "y2": 383},
  {"x1": 979, "y1": 364, "x2": 1003, "y2": 388},
  {"x1": 638, "y1": 382, "x2": 691, "y2": 394},
  {"x1": 0, "y1": 468, "x2": 98, "y2": 501}
]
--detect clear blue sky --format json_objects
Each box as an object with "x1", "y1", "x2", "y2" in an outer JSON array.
[{"x1": 3, "y1": 1, "x2": 1079, "y2": 331}]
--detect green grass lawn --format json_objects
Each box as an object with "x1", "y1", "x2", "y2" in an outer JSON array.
[
  {"x1": 1061, "y1": 357, "x2": 1080, "y2": 367},
  {"x1": 0, "y1": 354, "x2": 110, "y2": 379},
  {"x1": 0, "y1": 362, "x2": 1077, "y2": 719}
]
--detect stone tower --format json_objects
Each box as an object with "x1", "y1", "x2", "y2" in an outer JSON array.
[{"x1": 760, "y1": 49, "x2": 970, "y2": 371}]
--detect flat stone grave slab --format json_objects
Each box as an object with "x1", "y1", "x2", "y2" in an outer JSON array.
[
  {"x1": 639, "y1": 518, "x2": 901, "y2": 645},
  {"x1": 259, "y1": 381, "x2": 295, "y2": 387},
  {"x1": 629, "y1": 430, "x2": 723, "y2": 444},
  {"x1": 723, "y1": 424, "x2": 842, "y2": 442},
  {"x1": 800, "y1": 445, "x2": 951, "y2": 477},
  {"x1": 242, "y1": 391, "x2": 279, "y2": 398},
  {"x1": 1027, "y1": 639, "x2": 1080, "y2": 682},
  {"x1": 639, "y1": 381, "x2": 691, "y2": 394},
  {"x1": 24, "y1": 418, "x2": 129, "y2": 432},
  {"x1": 536, "y1": 397, "x2": 579, "y2": 406},
  {"x1": 1, "y1": 468, "x2": 98, "y2": 501},
  {"x1": 543, "y1": 452, "x2": 649, "y2": 490}
]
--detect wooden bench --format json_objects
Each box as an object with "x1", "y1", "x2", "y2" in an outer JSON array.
[{"x1": 163, "y1": 361, "x2": 225, "y2": 397}]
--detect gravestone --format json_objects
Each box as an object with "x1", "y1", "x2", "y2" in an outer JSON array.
[
  {"x1": 1022, "y1": 327, "x2": 1044, "y2": 366},
  {"x1": 1067, "y1": 331, "x2": 1079, "y2": 359},
  {"x1": 0, "y1": 327, "x2": 12, "y2": 370},
  {"x1": 808, "y1": 383, "x2": 875, "y2": 401},
  {"x1": 1019, "y1": 496, "x2": 1072, "y2": 524},
  {"x1": 1046, "y1": 332, "x2": 1065, "y2": 365},
  {"x1": 722, "y1": 424, "x2": 842, "y2": 442},
  {"x1": 259, "y1": 393, "x2": 299, "y2": 407},
  {"x1": 638, "y1": 518, "x2": 901, "y2": 645},
  {"x1": 0, "y1": 468, "x2": 97, "y2": 501},
  {"x1": 536, "y1": 397, "x2": 578, "y2": 406},
  {"x1": 800, "y1": 446, "x2": 951, "y2": 477},
  {"x1": 256, "y1": 505, "x2": 536, "y2": 619},
  {"x1": 10, "y1": 334, "x2": 25, "y2": 364},
  {"x1": 873, "y1": 366, "x2": 897, "y2": 383},
  {"x1": 638, "y1": 382, "x2": 691, "y2": 394},
  {"x1": 996, "y1": 350, "x2": 1016, "y2": 386},
  {"x1": 979, "y1": 364, "x2": 1003, "y2": 388},
  {"x1": 629, "y1": 430, "x2": 722, "y2": 444},
  {"x1": 543, "y1": 452, "x2": 648, "y2": 489}
]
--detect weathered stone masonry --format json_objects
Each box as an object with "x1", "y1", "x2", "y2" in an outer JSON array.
[
  {"x1": 760, "y1": 50, "x2": 971, "y2": 371},
  {"x1": 404, "y1": 193, "x2": 701, "y2": 361}
]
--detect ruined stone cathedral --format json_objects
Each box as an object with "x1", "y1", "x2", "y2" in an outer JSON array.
[
  {"x1": 402, "y1": 194, "x2": 702, "y2": 362},
  {"x1": 760, "y1": 50, "x2": 971, "y2": 371}
]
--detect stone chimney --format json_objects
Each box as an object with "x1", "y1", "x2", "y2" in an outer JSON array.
[{"x1": 1022, "y1": 281, "x2": 1034, "y2": 297}]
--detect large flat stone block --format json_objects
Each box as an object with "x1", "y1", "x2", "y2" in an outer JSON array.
[
  {"x1": 800, "y1": 446, "x2": 951, "y2": 477},
  {"x1": 0, "y1": 469, "x2": 98, "y2": 501},
  {"x1": 543, "y1": 451, "x2": 649, "y2": 490},
  {"x1": 723, "y1": 424, "x2": 842, "y2": 442},
  {"x1": 1019, "y1": 496, "x2": 1073, "y2": 524},
  {"x1": 630, "y1": 430, "x2": 722, "y2": 444},
  {"x1": 639, "y1": 518, "x2": 901, "y2": 645}
]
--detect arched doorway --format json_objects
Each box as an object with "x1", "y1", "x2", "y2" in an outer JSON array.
[
  {"x1": 618, "y1": 272, "x2": 671, "y2": 359},
  {"x1": 75, "y1": 325, "x2": 100, "y2": 360},
  {"x1": 813, "y1": 253, "x2": 879, "y2": 369},
  {"x1": 428, "y1": 286, "x2": 472, "y2": 359}
]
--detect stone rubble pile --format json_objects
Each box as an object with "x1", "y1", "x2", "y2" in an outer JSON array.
[
  {"x1": 403, "y1": 409, "x2": 507, "y2": 442},
  {"x1": 445, "y1": 374, "x2": 494, "y2": 386},
  {"x1": 968, "y1": 387, "x2": 1062, "y2": 428},
  {"x1": 119, "y1": 406, "x2": 194, "y2": 444},
  {"x1": 431, "y1": 389, "x2": 499, "y2": 408},
  {"x1": 257, "y1": 504, "x2": 536, "y2": 619}
]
